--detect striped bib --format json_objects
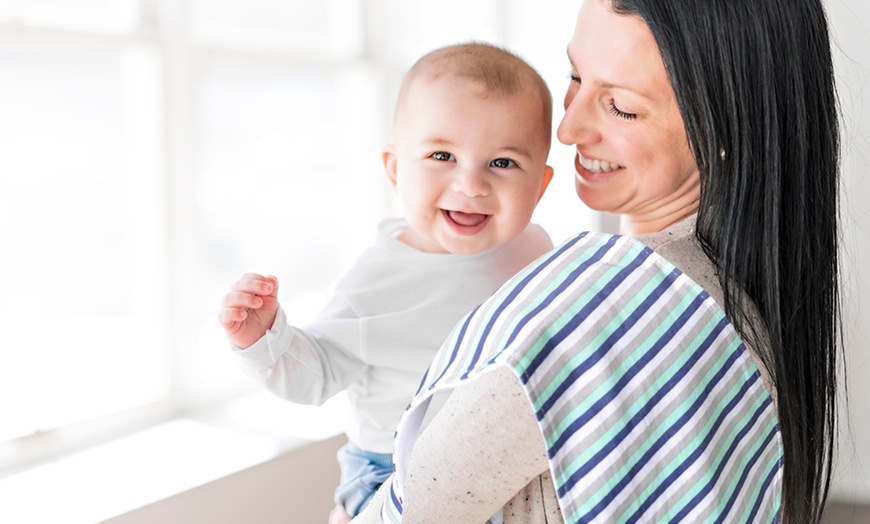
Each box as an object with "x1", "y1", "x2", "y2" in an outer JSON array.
[{"x1": 383, "y1": 232, "x2": 782, "y2": 523}]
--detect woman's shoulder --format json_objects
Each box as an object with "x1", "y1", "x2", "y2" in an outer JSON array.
[
  {"x1": 636, "y1": 215, "x2": 724, "y2": 307},
  {"x1": 637, "y1": 215, "x2": 776, "y2": 404}
]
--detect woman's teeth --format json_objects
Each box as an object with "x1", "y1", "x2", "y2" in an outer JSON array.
[{"x1": 579, "y1": 153, "x2": 622, "y2": 173}]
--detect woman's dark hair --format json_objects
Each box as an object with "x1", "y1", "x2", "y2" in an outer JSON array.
[{"x1": 608, "y1": 0, "x2": 841, "y2": 520}]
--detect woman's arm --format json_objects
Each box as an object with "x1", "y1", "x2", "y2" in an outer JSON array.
[{"x1": 355, "y1": 366, "x2": 549, "y2": 523}]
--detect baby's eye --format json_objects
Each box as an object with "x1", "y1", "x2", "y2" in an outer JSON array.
[
  {"x1": 490, "y1": 158, "x2": 516, "y2": 169},
  {"x1": 431, "y1": 151, "x2": 455, "y2": 162}
]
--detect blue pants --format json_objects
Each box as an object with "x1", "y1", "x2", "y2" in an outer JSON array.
[{"x1": 334, "y1": 442, "x2": 393, "y2": 516}]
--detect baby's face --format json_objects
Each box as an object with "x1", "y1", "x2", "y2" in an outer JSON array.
[{"x1": 386, "y1": 76, "x2": 552, "y2": 255}]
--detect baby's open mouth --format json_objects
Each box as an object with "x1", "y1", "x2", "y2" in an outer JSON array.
[{"x1": 445, "y1": 210, "x2": 489, "y2": 228}]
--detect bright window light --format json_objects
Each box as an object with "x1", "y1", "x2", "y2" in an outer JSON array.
[
  {"x1": 0, "y1": 0, "x2": 139, "y2": 33},
  {"x1": 188, "y1": 0, "x2": 363, "y2": 57},
  {"x1": 0, "y1": 41, "x2": 167, "y2": 444}
]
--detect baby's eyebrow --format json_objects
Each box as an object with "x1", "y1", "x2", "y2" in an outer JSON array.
[
  {"x1": 500, "y1": 145, "x2": 533, "y2": 159},
  {"x1": 420, "y1": 137, "x2": 456, "y2": 149},
  {"x1": 421, "y1": 138, "x2": 532, "y2": 159}
]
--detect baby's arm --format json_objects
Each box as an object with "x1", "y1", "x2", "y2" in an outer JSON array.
[
  {"x1": 218, "y1": 272, "x2": 279, "y2": 349},
  {"x1": 234, "y1": 308, "x2": 366, "y2": 405},
  {"x1": 221, "y1": 274, "x2": 367, "y2": 406}
]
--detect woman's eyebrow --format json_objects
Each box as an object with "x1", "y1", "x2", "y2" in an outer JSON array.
[{"x1": 567, "y1": 47, "x2": 656, "y2": 101}]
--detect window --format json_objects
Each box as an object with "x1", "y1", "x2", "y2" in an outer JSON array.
[
  {"x1": 0, "y1": 0, "x2": 591, "y2": 478},
  {"x1": 0, "y1": 35, "x2": 167, "y2": 447}
]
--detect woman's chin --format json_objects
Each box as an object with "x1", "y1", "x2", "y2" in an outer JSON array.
[{"x1": 575, "y1": 181, "x2": 618, "y2": 213}]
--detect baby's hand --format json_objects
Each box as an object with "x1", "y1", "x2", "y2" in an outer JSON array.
[{"x1": 218, "y1": 273, "x2": 279, "y2": 349}]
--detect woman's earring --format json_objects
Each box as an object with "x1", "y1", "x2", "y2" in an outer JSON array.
[{"x1": 719, "y1": 148, "x2": 726, "y2": 160}]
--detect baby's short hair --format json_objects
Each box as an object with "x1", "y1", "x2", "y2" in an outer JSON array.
[{"x1": 394, "y1": 42, "x2": 552, "y2": 136}]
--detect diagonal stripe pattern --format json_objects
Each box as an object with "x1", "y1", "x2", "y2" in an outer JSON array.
[{"x1": 383, "y1": 232, "x2": 782, "y2": 523}]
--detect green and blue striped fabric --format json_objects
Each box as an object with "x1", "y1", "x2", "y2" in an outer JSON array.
[{"x1": 384, "y1": 232, "x2": 782, "y2": 523}]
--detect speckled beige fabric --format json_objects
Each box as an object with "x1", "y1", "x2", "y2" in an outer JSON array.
[
  {"x1": 503, "y1": 470, "x2": 563, "y2": 523},
  {"x1": 353, "y1": 365, "x2": 549, "y2": 523}
]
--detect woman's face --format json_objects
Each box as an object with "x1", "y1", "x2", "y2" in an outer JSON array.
[{"x1": 557, "y1": 0, "x2": 700, "y2": 235}]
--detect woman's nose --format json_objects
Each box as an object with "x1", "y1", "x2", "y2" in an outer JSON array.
[
  {"x1": 557, "y1": 88, "x2": 601, "y2": 146},
  {"x1": 452, "y1": 167, "x2": 491, "y2": 198}
]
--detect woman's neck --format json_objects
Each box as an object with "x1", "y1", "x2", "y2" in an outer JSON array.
[{"x1": 619, "y1": 203, "x2": 699, "y2": 236}]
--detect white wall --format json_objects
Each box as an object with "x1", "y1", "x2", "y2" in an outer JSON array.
[{"x1": 828, "y1": 0, "x2": 870, "y2": 504}]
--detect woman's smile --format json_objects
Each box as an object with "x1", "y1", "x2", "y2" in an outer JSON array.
[
  {"x1": 573, "y1": 150, "x2": 624, "y2": 184},
  {"x1": 577, "y1": 151, "x2": 623, "y2": 174}
]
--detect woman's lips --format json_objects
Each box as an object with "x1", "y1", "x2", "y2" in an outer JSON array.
[{"x1": 442, "y1": 209, "x2": 491, "y2": 235}]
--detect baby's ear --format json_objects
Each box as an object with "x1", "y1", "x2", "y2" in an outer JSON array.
[
  {"x1": 537, "y1": 165, "x2": 554, "y2": 203},
  {"x1": 382, "y1": 145, "x2": 399, "y2": 190}
]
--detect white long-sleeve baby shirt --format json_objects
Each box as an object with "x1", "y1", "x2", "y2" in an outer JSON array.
[{"x1": 231, "y1": 218, "x2": 553, "y2": 453}]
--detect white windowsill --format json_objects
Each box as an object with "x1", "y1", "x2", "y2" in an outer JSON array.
[{"x1": 0, "y1": 392, "x2": 349, "y2": 524}]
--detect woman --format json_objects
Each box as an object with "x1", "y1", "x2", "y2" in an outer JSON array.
[{"x1": 355, "y1": 0, "x2": 840, "y2": 521}]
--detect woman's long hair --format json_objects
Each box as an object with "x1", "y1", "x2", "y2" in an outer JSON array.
[{"x1": 609, "y1": 0, "x2": 841, "y2": 520}]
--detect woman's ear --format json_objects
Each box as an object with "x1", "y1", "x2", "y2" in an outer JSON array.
[
  {"x1": 382, "y1": 145, "x2": 399, "y2": 191},
  {"x1": 537, "y1": 165, "x2": 554, "y2": 203}
]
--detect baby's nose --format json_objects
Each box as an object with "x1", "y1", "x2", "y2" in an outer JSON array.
[{"x1": 451, "y1": 167, "x2": 491, "y2": 198}]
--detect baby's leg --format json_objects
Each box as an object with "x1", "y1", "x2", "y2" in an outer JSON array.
[{"x1": 328, "y1": 505, "x2": 352, "y2": 524}]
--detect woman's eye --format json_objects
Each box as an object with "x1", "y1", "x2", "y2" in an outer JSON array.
[
  {"x1": 490, "y1": 158, "x2": 516, "y2": 169},
  {"x1": 608, "y1": 101, "x2": 637, "y2": 121},
  {"x1": 431, "y1": 151, "x2": 455, "y2": 162},
  {"x1": 568, "y1": 72, "x2": 581, "y2": 84}
]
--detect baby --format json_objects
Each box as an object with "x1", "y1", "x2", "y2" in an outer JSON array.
[{"x1": 218, "y1": 42, "x2": 555, "y2": 522}]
